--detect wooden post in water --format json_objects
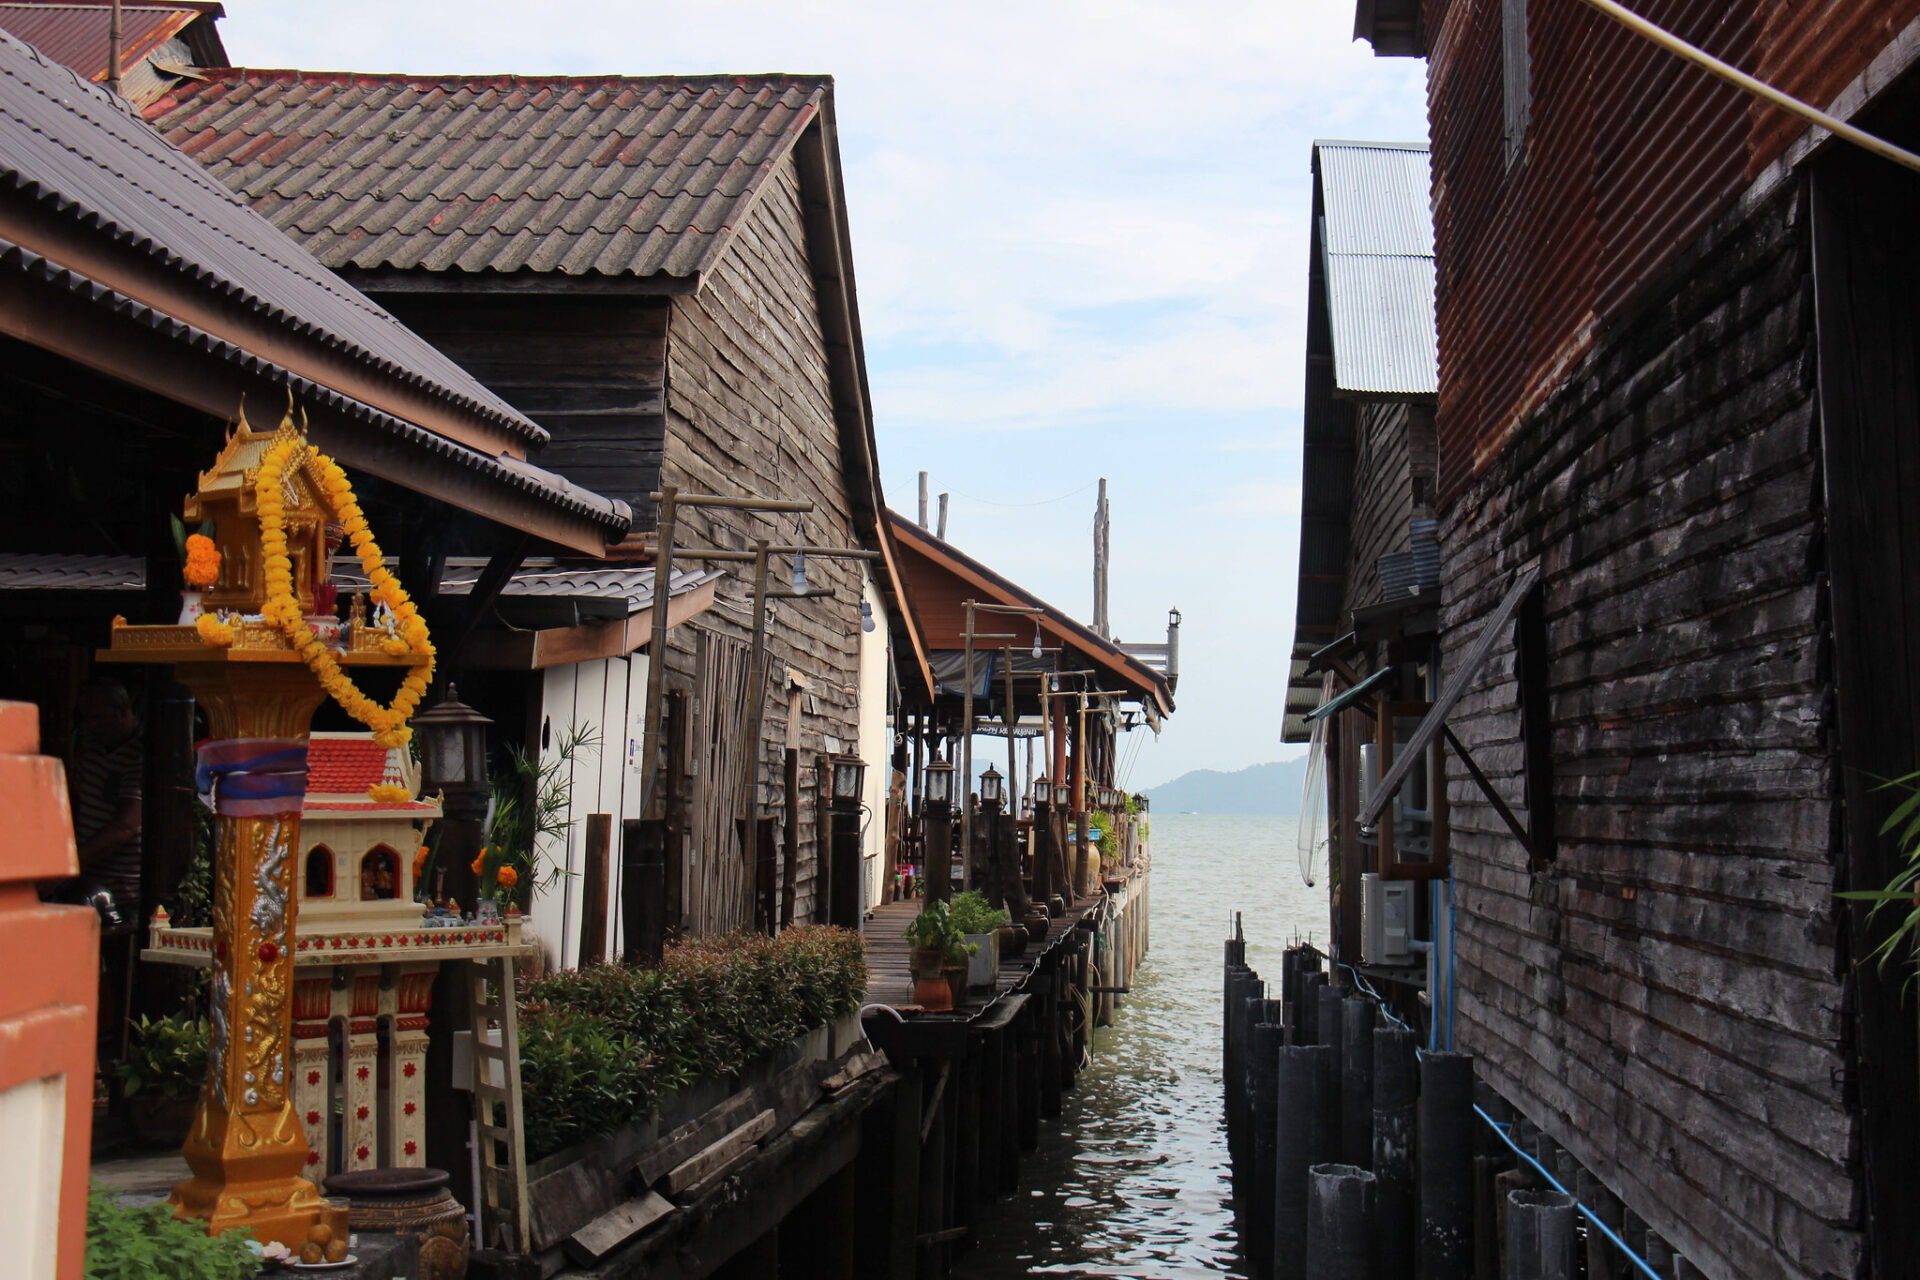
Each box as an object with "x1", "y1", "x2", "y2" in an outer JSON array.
[
  {"x1": 1248, "y1": 1017, "x2": 1284, "y2": 1277},
  {"x1": 1506, "y1": 1190, "x2": 1576, "y2": 1280},
  {"x1": 1315, "y1": 986, "x2": 1346, "y2": 1157},
  {"x1": 1273, "y1": 1044, "x2": 1332, "y2": 1280},
  {"x1": 1418, "y1": 1052, "x2": 1475, "y2": 1280},
  {"x1": 1305, "y1": 1163, "x2": 1375, "y2": 1280},
  {"x1": 1339, "y1": 999, "x2": 1374, "y2": 1169},
  {"x1": 1372, "y1": 1025, "x2": 1418, "y2": 1279}
]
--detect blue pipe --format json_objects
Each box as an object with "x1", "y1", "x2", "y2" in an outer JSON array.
[{"x1": 1474, "y1": 1105, "x2": 1664, "y2": 1280}]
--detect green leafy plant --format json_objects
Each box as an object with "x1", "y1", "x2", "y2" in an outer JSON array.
[
  {"x1": 516, "y1": 927, "x2": 866, "y2": 1160},
  {"x1": 1837, "y1": 772, "x2": 1920, "y2": 975},
  {"x1": 948, "y1": 890, "x2": 1010, "y2": 936},
  {"x1": 85, "y1": 1185, "x2": 255, "y2": 1280},
  {"x1": 114, "y1": 1013, "x2": 209, "y2": 1100},
  {"x1": 486, "y1": 723, "x2": 597, "y2": 909},
  {"x1": 903, "y1": 900, "x2": 974, "y2": 966}
]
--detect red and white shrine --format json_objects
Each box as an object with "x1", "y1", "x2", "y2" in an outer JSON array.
[{"x1": 146, "y1": 733, "x2": 533, "y2": 1175}]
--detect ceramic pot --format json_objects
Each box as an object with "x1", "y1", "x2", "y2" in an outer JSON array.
[
  {"x1": 325, "y1": 1167, "x2": 469, "y2": 1280},
  {"x1": 911, "y1": 947, "x2": 952, "y2": 1011},
  {"x1": 176, "y1": 591, "x2": 204, "y2": 624},
  {"x1": 944, "y1": 966, "x2": 967, "y2": 1008},
  {"x1": 996, "y1": 923, "x2": 1025, "y2": 960},
  {"x1": 963, "y1": 932, "x2": 998, "y2": 992}
]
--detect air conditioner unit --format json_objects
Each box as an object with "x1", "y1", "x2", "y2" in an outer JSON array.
[{"x1": 1362, "y1": 873, "x2": 1415, "y2": 966}]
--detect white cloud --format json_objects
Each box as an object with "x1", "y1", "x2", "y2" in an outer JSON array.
[{"x1": 222, "y1": 0, "x2": 1428, "y2": 783}]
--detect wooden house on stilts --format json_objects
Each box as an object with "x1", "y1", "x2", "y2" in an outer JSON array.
[
  {"x1": 145, "y1": 70, "x2": 930, "y2": 954},
  {"x1": 1286, "y1": 1, "x2": 1920, "y2": 1275}
]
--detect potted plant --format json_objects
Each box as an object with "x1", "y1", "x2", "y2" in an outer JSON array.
[
  {"x1": 950, "y1": 890, "x2": 1011, "y2": 993},
  {"x1": 115, "y1": 1012, "x2": 209, "y2": 1145},
  {"x1": 903, "y1": 901, "x2": 973, "y2": 1012}
]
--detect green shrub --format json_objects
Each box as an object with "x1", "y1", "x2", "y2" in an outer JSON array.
[
  {"x1": 115, "y1": 1013, "x2": 209, "y2": 1100},
  {"x1": 518, "y1": 926, "x2": 866, "y2": 1160},
  {"x1": 948, "y1": 890, "x2": 1010, "y2": 935},
  {"x1": 85, "y1": 1186, "x2": 256, "y2": 1280}
]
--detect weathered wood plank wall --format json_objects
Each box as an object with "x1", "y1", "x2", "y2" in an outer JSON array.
[
  {"x1": 1343, "y1": 401, "x2": 1418, "y2": 614},
  {"x1": 1437, "y1": 178, "x2": 1857, "y2": 1280},
  {"x1": 377, "y1": 294, "x2": 670, "y2": 526},
  {"x1": 659, "y1": 151, "x2": 866, "y2": 929}
]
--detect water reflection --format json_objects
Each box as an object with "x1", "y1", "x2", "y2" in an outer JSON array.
[{"x1": 953, "y1": 813, "x2": 1320, "y2": 1279}]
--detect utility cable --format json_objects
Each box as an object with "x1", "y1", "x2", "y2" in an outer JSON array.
[{"x1": 1475, "y1": 1105, "x2": 1666, "y2": 1280}]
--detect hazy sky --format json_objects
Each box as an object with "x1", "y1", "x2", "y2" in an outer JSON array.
[{"x1": 223, "y1": 2, "x2": 1429, "y2": 789}]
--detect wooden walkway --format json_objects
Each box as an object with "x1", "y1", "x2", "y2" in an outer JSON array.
[{"x1": 862, "y1": 893, "x2": 1100, "y2": 1010}]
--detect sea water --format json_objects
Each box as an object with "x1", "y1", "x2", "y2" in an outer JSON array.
[{"x1": 951, "y1": 812, "x2": 1325, "y2": 1279}]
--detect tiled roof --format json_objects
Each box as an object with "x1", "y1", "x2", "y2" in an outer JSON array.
[
  {"x1": 146, "y1": 71, "x2": 831, "y2": 281},
  {"x1": 306, "y1": 736, "x2": 387, "y2": 794},
  {"x1": 0, "y1": 34, "x2": 547, "y2": 443}
]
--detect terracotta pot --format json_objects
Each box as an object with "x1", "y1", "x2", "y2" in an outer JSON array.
[
  {"x1": 996, "y1": 923, "x2": 1025, "y2": 959},
  {"x1": 325, "y1": 1167, "x2": 469, "y2": 1280}
]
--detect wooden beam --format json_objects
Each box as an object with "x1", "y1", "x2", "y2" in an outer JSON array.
[
  {"x1": 664, "y1": 1110, "x2": 776, "y2": 1195},
  {"x1": 459, "y1": 577, "x2": 720, "y2": 670},
  {"x1": 1440, "y1": 725, "x2": 1538, "y2": 862}
]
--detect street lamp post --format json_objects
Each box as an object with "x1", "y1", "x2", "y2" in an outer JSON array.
[
  {"x1": 413, "y1": 685, "x2": 492, "y2": 909},
  {"x1": 921, "y1": 755, "x2": 954, "y2": 905},
  {"x1": 828, "y1": 753, "x2": 866, "y2": 928}
]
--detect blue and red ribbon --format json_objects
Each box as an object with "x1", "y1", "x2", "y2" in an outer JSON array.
[{"x1": 195, "y1": 738, "x2": 309, "y2": 817}]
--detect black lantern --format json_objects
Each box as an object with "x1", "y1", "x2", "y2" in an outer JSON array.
[
  {"x1": 1054, "y1": 780, "x2": 1072, "y2": 809},
  {"x1": 830, "y1": 753, "x2": 866, "y2": 805},
  {"x1": 1031, "y1": 773, "x2": 1051, "y2": 806},
  {"x1": 413, "y1": 684, "x2": 492, "y2": 794},
  {"x1": 923, "y1": 756, "x2": 955, "y2": 807},
  {"x1": 979, "y1": 765, "x2": 1004, "y2": 807}
]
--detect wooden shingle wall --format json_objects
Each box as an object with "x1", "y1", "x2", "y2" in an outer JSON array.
[
  {"x1": 661, "y1": 151, "x2": 865, "y2": 929},
  {"x1": 1439, "y1": 179, "x2": 1856, "y2": 1280}
]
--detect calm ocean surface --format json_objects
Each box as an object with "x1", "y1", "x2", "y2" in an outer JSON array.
[{"x1": 951, "y1": 812, "x2": 1324, "y2": 1279}]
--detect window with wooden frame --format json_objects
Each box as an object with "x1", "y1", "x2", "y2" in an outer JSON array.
[{"x1": 1375, "y1": 699, "x2": 1451, "y2": 878}]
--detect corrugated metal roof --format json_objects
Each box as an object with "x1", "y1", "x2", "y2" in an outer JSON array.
[
  {"x1": 0, "y1": 32, "x2": 547, "y2": 446},
  {"x1": 1313, "y1": 141, "x2": 1437, "y2": 397},
  {"x1": 146, "y1": 70, "x2": 831, "y2": 282},
  {"x1": 0, "y1": 3, "x2": 197, "y2": 81},
  {"x1": 333, "y1": 557, "x2": 721, "y2": 615}
]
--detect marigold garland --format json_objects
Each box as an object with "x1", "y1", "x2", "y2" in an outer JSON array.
[
  {"x1": 254, "y1": 428, "x2": 434, "y2": 749},
  {"x1": 183, "y1": 533, "x2": 221, "y2": 589},
  {"x1": 367, "y1": 783, "x2": 414, "y2": 804},
  {"x1": 194, "y1": 612, "x2": 234, "y2": 647}
]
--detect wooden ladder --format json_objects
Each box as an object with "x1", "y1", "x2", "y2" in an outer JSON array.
[{"x1": 468, "y1": 956, "x2": 531, "y2": 1253}]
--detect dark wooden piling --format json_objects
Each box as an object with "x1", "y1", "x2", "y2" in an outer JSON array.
[
  {"x1": 1339, "y1": 999, "x2": 1373, "y2": 1169},
  {"x1": 1248, "y1": 1019, "x2": 1285, "y2": 1278},
  {"x1": 1300, "y1": 971, "x2": 1328, "y2": 1043},
  {"x1": 1372, "y1": 1025, "x2": 1417, "y2": 1280},
  {"x1": 1314, "y1": 986, "x2": 1345, "y2": 1157},
  {"x1": 1576, "y1": 1169, "x2": 1627, "y2": 1280},
  {"x1": 1506, "y1": 1189, "x2": 1576, "y2": 1280},
  {"x1": 1305, "y1": 1163, "x2": 1375, "y2": 1280},
  {"x1": 1273, "y1": 1043, "x2": 1332, "y2": 1280},
  {"x1": 1418, "y1": 1052, "x2": 1475, "y2": 1280}
]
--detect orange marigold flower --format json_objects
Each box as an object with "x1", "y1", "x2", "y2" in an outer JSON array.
[
  {"x1": 496, "y1": 865, "x2": 519, "y2": 889},
  {"x1": 183, "y1": 533, "x2": 221, "y2": 589},
  {"x1": 413, "y1": 845, "x2": 430, "y2": 878},
  {"x1": 471, "y1": 852, "x2": 485, "y2": 876}
]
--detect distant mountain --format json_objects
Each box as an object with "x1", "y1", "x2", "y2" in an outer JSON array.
[{"x1": 1142, "y1": 760, "x2": 1308, "y2": 814}]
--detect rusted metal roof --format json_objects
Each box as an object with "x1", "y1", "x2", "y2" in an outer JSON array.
[
  {"x1": 0, "y1": 3, "x2": 212, "y2": 82},
  {"x1": 145, "y1": 70, "x2": 832, "y2": 283},
  {"x1": 1314, "y1": 141, "x2": 1437, "y2": 397}
]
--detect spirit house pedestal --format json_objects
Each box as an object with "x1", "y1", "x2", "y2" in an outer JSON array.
[{"x1": 103, "y1": 412, "x2": 430, "y2": 1247}]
